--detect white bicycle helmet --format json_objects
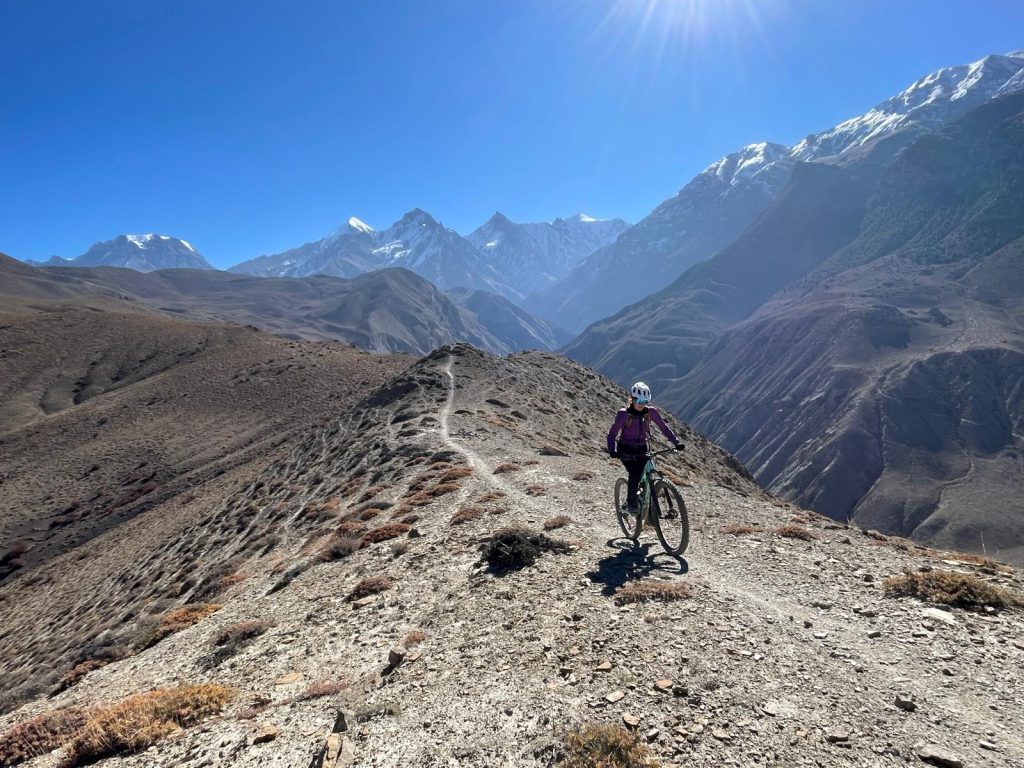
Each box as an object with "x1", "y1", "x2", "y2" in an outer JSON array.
[{"x1": 630, "y1": 381, "x2": 652, "y2": 404}]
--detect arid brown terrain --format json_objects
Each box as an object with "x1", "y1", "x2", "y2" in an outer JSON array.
[{"x1": 1, "y1": 343, "x2": 1021, "y2": 768}]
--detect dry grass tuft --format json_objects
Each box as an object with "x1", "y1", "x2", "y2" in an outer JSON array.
[
  {"x1": 450, "y1": 506, "x2": 485, "y2": 526},
  {"x1": 358, "y1": 486, "x2": 384, "y2": 502},
  {"x1": 476, "y1": 490, "x2": 507, "y2": 503},
  {"x1": 543, "y1": 515, "x2": 571, "y2": 531},
  {"x1": 428, "y1": 482, "x2": 461, "y2": 498},
  {"x1": 66, "y1": 684, "x2": 233, "y2": 765},
  {"x1": 345, "y1": 576, "x2": 393, "y2": 602},
  {"x1": 722, "y1": 524, "x2": 761, "y2": 536},
  {"x1": 613, "y1": 580, "x2": 691, "y2": 605},
  {"x1": 883, "y1": 570, "x2": 1023, "y2": 610},
  {"x1": 572, "y1": 471, "x2": 595, "y2": 482},
  {"x1": 775, "y1": 524, "x2": 814, "y2": 541},
  {"x1": 316, "y1": 535, "x2": 361, "y2": 562},
  {"x1": 524, "y1": 484, "x2": 547, "y2": 497},
  {"x1": 438, "y1": 467, "x2": 473, "y2": 483},
  {"x1": 481, "y1": 527, "x2": 571, "y2": 572},
  {"x1": 214, "y1": 620, "x2": 271, "y2": 648},
  {"x1": 0, "y1": 707, "x2": 87, "y2": 766},
  {"x1": 361, "y1": 523, "x2": 412, "y2": 546},
  {"x1": 561, "y1": 722, "x2": 658, "y2": 768},
  {"x1": 493, "y1": 463, "x2": 521, "y2": 475},
  {"x1": 403, "y1": 630, "x2": 427, "y2": 647},
  {"x1": 358, "y1": 508, "x2": 382, "y2": 521},
  {"x1": 54, "y1": 660, "x2": 108, "y2": 695},
  {"x1": 944, "y1": 552, "x2": 1013, "y2": 572}
]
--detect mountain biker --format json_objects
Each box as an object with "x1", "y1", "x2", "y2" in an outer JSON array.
[{"x1": 607, "y1": 382, "x2": 683, "y2": 511}]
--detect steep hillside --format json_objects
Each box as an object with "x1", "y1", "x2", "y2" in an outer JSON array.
[
  {"x1": 37, "y1": 265, "x2": 559, "y2": 356},
  {"x1": 1, "y1": 345, "x2": 1021, "y2": 768},
  {"x1": 664, "y1": 93, "x2": 1024, "y2": 561}
]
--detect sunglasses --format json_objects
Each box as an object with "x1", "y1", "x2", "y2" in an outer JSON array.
[{"x1": 634, "y1": 397, "x2": 650, "y2": 405}]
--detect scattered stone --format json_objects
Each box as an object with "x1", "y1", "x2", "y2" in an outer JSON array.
[
  {"x1": 275, "y1": 672, "x2": 303, "y2": 686},
  {"x1": 826, "y1": 729, "x2": 850, "y2": 744},
  {"x1": 384, "y1": 647, "x2": 405, "y2": 674},
  {"x1": 595, "y1": 660, "x2": 613, "y2": 672},
  {"x1": 606, "y1": 690, "x2": 625, "y2": 703},
  {"x1": 654, "y1": 679, "x2": 673, "y2": 691},
  {"x1": 252, "y1": 723, "x2": 279, "y2": 745},
  {"x1": 1012, "y1": 638, "x2": 1024, "y2": 650},
  {"x1": 916, "y1": 744, "x2": 964, "y2": 767},
  {"x1": 538, "y1": 445, "x2": 569, "y2": 457},
  {"x1": 813, "y1": 631, "x2": 828, "y2": 640},
  {"x1": 351, "y1": 596, "x2": 376, "y2": 609},
  {"x1": 622, "y1": 713, "x2": 641, "y2": 727},
  {"x1": 762, "y1": 701, "x2": 781, "y2": 717},
  {"x1": 803, "y1": 620, "x2": 813, "y2": 629},
  {"x1": 811, "y1": 601, "x2": 833, "y2": 609},
  {"x1": 979, "y1": 741, "x2": 998, "y2": 751},
  {"x1": 868, "y1": 630, "x2": 882, "y2": 639},
  {"x1": 895, "y1": 694, "x2": 917, "y2": 712},
  {"x1": 711, "y1": 728, "x2": 731, "y2": 741}
]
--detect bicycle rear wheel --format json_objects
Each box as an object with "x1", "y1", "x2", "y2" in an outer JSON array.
[
  {"x1": 614, "y1": 478, "x2": 641, "y2": 540},
  {"x1": 651, "y1": 478, "x2": 689, "y2": 555}
]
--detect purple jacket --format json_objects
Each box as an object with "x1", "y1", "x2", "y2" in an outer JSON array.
[{"x1": 607, "y1": 405, "x2": 679, "y2": 455}]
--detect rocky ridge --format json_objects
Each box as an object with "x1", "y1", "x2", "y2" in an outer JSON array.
[{"x1": 2, "y1": 345, "x2": 1022, "y2": 767}]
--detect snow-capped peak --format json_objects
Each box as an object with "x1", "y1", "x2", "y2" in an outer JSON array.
[
  {"x1": 703, "y1": 142, "x2": 789, "y2": 186},
  {"x1": 347, "y1": 216, "x2": 374, "y2": 234},
  {"x1": 570, "y1": 213, "x2": 598, "y2": 223},
  {"x1": 125, "y1": 234, "x2": 156, "y2": 248}
]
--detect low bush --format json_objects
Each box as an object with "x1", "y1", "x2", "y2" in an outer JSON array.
[
  {"x1": 403, "y1": 630, "x2": 427, "y2": 647},
  {"x1": 345, "y1": 576, "x2": 393, "y2": 602},
  {"x1": 361, "y1": 523, "x2": 412, "y2": 546},
  {"x1": 571, "y1": 471, "x2": 594, "y2": 482},
  {"x1": 316, "y1": 535, "x2": 361, "y2": 563},
  {"x1": 481, "y1": 527, "x2": 571, "y2": 572},
  {"x1": 524, "y1": 485, "x2": 546, "y2": 496},
  {"x1": 493, "y1": 463, "x2": 521, "y2": 475},
  {"x1": 561, "y1": 722, "x2": 657, "y2": 768},
  {"x1": 775, "y1": 524, "x2": 814, "y2": 541},
  {"x1": 613, "y1": 580, "x2": 691, "y2": 605},
  {"x1": 292, "y1": 679, "x2": 349, "y2": 702},
  {"x1": 543, "y1": 515, "x2": 571, "y2": 531},
  {"x1": 53, "y1": 660, "x2": 108, "y2": 695},
  {"x1": 428, "y1": 482, "x2": 461, "y2": 498},
  {"x1": 438, "y1": 467, "x2": 473, "y2": 483},
  {"x1": 883, "y1": 570, "x2": 1023, "y2": 610},
  {"x1": 139, "y1": 604, "x2": 221, "y2": 648},
  {"x1": 0, "y1": 707, "x2": 86, "y2": 766},
  {"x1": 476, "y1": 490, "x2": 506, "y2": 503},
  {"x1": 200, "y1": 621, "x2": 271, "y2": 671},
  {"x1": 450, "y1": 506, "x2": 485, "y2": 526}
]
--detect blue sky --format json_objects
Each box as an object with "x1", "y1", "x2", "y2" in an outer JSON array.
[{"x1": 2, "y1": 1, "x2": 1022, "y2": 269}]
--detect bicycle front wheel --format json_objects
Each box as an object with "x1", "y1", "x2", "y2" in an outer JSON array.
[
  {"x1": 651, "y1": 478, "x2": 689, "y2": 555},
  {"x1": 614, "y1": 478, "x2": 641, "y2": 540}
]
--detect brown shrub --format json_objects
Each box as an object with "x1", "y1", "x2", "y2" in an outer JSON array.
[
  {"x1": 775, "y1": 525, "x2": 814, "y2": 541},
  {"x1": 493, "y1": 463, "x2": 521, "y2": 475},
  {"x1": 358, "y1": 486, "x2": 384, "y2": 502},
  {"x1": 428, "y1": 482, "x2": 461, "y2": 498},
  {"x1": 522, "y1": 459, "x2": 539, "y2": 466},
  {"x1": 337, "y1": 521, "x2": 367, "y2": 537},
  {"x1": 54, "y1": 660, "x2": 108, "y2": 694},
  {"x1": 405, "y1": 492, "x2": 432, "y2": 507},
  {"x1": 524, "y1": 485, "x2": 546, "y2": 497},
  {"x1": 481, "y1": 527, "x2": 571, "y2": 571},
  {"x1": 389, "y1": 504, "x2": 415, "y2": 518},
  {"x1": 66, "y1": 685, "x2": 233, "y2": 765},
  {"x1": 214, "y1": 620, "x2": 271, "y2": 648},
  {"x1": 945, "y1": 552, "x2": 1012, "y2": 572},
  {"x1": 613, "y1": 580, "x2": 691, "y2": 605},
  {"x1": 476, "y1": 490, "x2": 506, "y2": 503},
  {"x1": 543, "y1": 515, "x2": 571, "y2": 531},
  {"x1": 358, "y1": 508, "x2": 382, "y2": 521},
  {"x1": 0, "y1": 707, "x2": 87, "y2": 766},
  {"x1": 361, "y1": 523, "x2": 412, "y2": 546},
  {"x1": 316, "y1": 535, "x2": 361, "y2": 562},
  {"x1": 883, "y1": 570, "x2": 1023, "y2": 610},
  {"x1": 345, "y1": 576, "x2": 393, "y2": 602},
  {"x1": 390, "y1": 540, "x2": 410, "y2": 557},
  {"x1": 561, "y1": 722, "x2": 657, "y2": 768},
  {"x1": 722, "y1": 524, "x2": 761, "y2": 536},
  {"x1": 139, "y1": 604, "x2": 220, "y2": 648},
  {"x1": 438, "y1": 467, "x2": 473, "y2": 483},
  {"x1": 394, "y1": 513, "x2": 419, "y2": 525},
  {"x1": 403, "y1": 630, "x2": 427, "y2": 647},
  {"x1": 572, "y1": 471, "x2": 594, "y2": 482},
  {"x1": 789, "y1": 514, "x2": 810, "y2": 524},
  {"x1": 450, "y1": 506, "x2": 485, "y2": 526},
  {"x1": 218, "y1": 571, "x2": 248, "y2": 590}
]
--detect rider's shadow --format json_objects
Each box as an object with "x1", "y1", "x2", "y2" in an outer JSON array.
[{"x1": 586, "y1": 538, "x2": 689, "y2": 596}]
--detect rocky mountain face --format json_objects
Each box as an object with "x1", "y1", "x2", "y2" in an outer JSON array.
[
  {"x1": 570, "y1": 91, "x2": 1024, "y2": 562},
  {"x1": 538, "y1": 51, "x2": 1024, "y2": 332},
  {"x1": 1, "y1": 343, "x2": 1021, "y2": 768},
  {"x1": 466, "y1": 212, "x2": 629, "y2": 297},
  {"x1": 30, "y1": 234, "x2": 214, "y2": 272},
  {"x1": 38, "y1": 263, "x2": 562, "y2": 356}
]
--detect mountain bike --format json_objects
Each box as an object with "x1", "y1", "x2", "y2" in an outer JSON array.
[{"x1": 614, "y1": 447, "x2": 689, "y2": 556}]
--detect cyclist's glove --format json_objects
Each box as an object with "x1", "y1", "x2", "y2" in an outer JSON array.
[
  {"x1": 673, "y1": 442, "x2": 685, "y2": 452},
  {"x1": 608, "y1": 450, "x2": 618, "y2": 459}
]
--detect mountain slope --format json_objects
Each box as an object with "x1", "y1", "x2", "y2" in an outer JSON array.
[
  {"x1": 664, "y1": 93, "x2": 1024, "y2": 560},
  {"x1": 467, "y1": 212, "x2": 629, "y2": 297},
  {"x1": 30, "y1": 234, "x2": 214, "y2": 271},
  {"x1": 537, "y1": 51, "x2": 1024, "y2": 332},
  {"x1": 1, "y1": 344, "x2": 1021, "y2": 767}
]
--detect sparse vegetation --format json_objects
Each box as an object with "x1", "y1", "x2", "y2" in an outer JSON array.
[
  {"x1": 361, "y1": 523, "x2": 412, "y2": 546},
  {"x1": 572, "y1": 471, "x2": 594, "y2": 482},
  {"x1": 390, "y1": 540, "x2": 410, "y2": 557},
  {"x1": 481, "y1": 527, "x2": 571, "y2": 572},
  {"x1": 613, "y1": 580, "x2": 691, "y2": 605},
  {"x1": 438, "y1": 467, "x2": 473, "y2": 483},
  {"x1": 345, "y1": 576, "x2": 393, "y2": 602},
  {"x1": 561, "y1": 722, "x2": 657, "y2": 768},
  {"x1": 524, "y1": 484, "x2": 546, "y2": 496},
  {"x1": 544, "y1": 515, "x2": 571, "y2": 531},
  {"x1": 883, "y1": 570, "x2": 1023, "y2": 610},
  {"x1": 67, "y1": 684, "x2": 233, "y2": 765},
  {"x1": 316, "y1": 534, "x2": 361, "y2": 562},
  {"x1": 493, "y1": 463, "x2": 521, "y2": 475},
  {"x1": 267, "y1": 562, "x2": 311, "y2": 594},
  {"x1": 292, "y1": 679, "x2": 349, "y2": 702},
  {"x1": 53, "y1": 660, "x2": 108, "y2": 695},
  {"x1": 200, "y1": 621, "x2": 271, "y2": 670},
  {"x1": 722, "y1": 524, "x2": 761, "y2": 535},
  {"x1": 0, "y1": 686, "x2": 232, "y2": 768},
  {"x1": 476, "y1": 490, "x2": 506, "y2": 503},
  {"x1": 450, "y1": 506, "x2": 485, "y2": 525},
  {"x1": 138, "y1": 604, "x2": 221, "y2": 648},
  {"x1": 775, "y1": 524, "x2": 814, "y2": 541},
  {"x1": 429, "y1": 482, "x2": 461, "y2": 498}
]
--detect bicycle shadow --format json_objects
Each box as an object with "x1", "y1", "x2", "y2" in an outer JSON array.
[{"x1": 586, "y1": 538, "x2": 689, "y2": 596}]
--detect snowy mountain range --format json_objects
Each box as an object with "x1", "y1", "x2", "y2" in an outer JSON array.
[
  {"x1": 530, "y1": 50, "x2": 1024, "y2": 332},
  {"x1": 29, "y1": 234, "x2": 213, "y2": 272},
  {"x1": 230, "y1": 209, "x2": 627, "y2": 302}
]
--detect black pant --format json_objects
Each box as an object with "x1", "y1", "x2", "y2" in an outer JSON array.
[{"x1": 618, "y1": 445, "x2": 648, "y2": 504}]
